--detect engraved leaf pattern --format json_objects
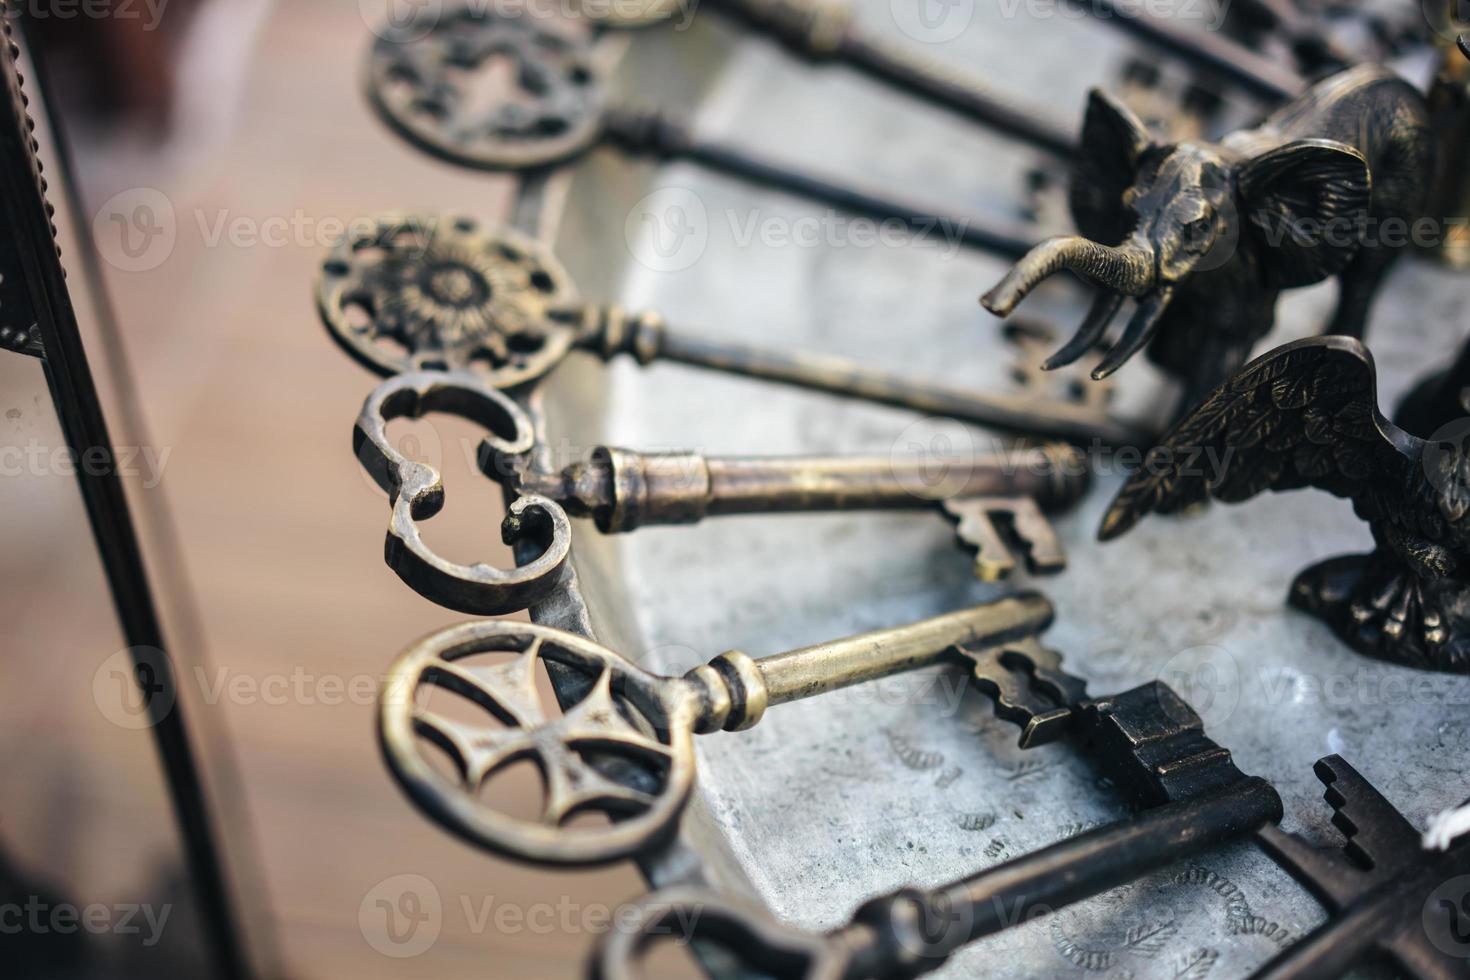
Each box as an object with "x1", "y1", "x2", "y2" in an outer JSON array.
[
  {"x1": 1173, "y1": 948, "x2": 1218, "y2": 979},
  {"x1": 1123, "y1": 920, "x2": 1178, "y2": 958},
  {"x1": 1099, "y1": 338, "x2": 1422, "y2": 542}
]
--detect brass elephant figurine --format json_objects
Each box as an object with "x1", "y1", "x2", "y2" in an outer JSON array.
[{"x1": 983, "y1": 65, "x2": 1434, "y2": 414}]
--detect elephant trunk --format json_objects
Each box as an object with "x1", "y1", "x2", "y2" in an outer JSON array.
[{"x1": 980, "y1": 235, "x2": 1155, "y2": 318}]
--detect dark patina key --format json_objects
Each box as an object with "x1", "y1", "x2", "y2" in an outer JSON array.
[
  {"x1": 1248, "y1": 756, "x2": 1470, "y2": 980},
  {"x1": 592, "y1": 644, "x2": 1281, "y2": 978}
]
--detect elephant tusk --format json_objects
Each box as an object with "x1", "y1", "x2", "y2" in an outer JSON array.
[
  {"x1": 1091, "y1": 287, "x2": 1174, "y2": 380},
  {"x1": 1042, "y1": 291, "x2": 1125, "y2": 371}
]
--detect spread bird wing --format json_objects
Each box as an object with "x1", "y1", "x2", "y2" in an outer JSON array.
[{"x1": 1099, "y1": 336, "x2": 1424, "y2": 540}]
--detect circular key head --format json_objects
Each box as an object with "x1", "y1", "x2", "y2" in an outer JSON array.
[
  {"x1": 365, "y1": 6, "x2": 606, "y2": 169},
  {"x1": 318, "y1": 213, "x2": 579, "y2": 382},
  {"x1": 380, "y1": 620, "x2": 702, "y2": 866}
]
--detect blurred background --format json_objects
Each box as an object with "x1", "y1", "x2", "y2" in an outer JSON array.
[{"x1": 0, "y1": 0, "x2": 652, "y2": 976}]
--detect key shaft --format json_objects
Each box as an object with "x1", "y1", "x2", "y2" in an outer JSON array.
[
  {"x1": 574, "y1": 306, "x2": 1149, "y2": 446},
  {"x1": 686, "y1": 593, "x2": 1053, "y2": 730},
  {"x1": 1068, "y1": 0, "x2": 1304, "y2": 101},
  {"x1": 513, "y1": 444, "x2": 1086, "y2": 532},
  {"x1": 841, "y1": 776, "x2": 1281, "y2": 975},
  {"x1": 603, "y1": 107, "x2": 1035, "y2": 260},
  {"x1": 715, "y1": 0, "x2": 1076, "y2": 158}
]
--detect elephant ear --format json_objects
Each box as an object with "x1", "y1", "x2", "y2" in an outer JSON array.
[
  {"x1": 1069, "y1": 88, "x2": 1155, "y2": 246},
  {"x1": 1238, "y1": 138, "x2": 1372, "y2": 289}
]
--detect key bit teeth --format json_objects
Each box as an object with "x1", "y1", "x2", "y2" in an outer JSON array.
[
  {"x1": 944, "y1": 497, "x2": 1067, "y2": 580},
  {"x1": 954, "y1": 637, "x2": 1088, "y2": 749}
]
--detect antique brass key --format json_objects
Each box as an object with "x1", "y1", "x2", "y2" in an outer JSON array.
[
  {"x1": 319, "y1": 214, "x2": 1146, "y2": 446},
  {"x1": 362, "y1": 8, "x2": 1037, "y2": 258},
  {"x1": 355, "y1": 371, "x2": 1088, "y2": 614},
  {"x1": 504, "y1": 442, "x2": 1081, "y2": 580},
  {"x1": 377, "y1": 593, "x2": 1053, "y2": 865},
  {"x1": 590, "y1": 645, "x2": 1282, "y2": 978}
]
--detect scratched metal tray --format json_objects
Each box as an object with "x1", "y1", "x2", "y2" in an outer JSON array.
[{"x1": 521, "y1": 8, "x2": 1470, "y2": 977}]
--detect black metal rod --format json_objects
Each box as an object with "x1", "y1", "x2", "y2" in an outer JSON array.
[
  {"x1": 644, "y1": 327, "x2": 1152, "y2": 446},
  {"x1": 835, "y1": 32, "x2": 1077, "y2": 159},
  {"x1": 604, "y1": 109, "x2": 1037, "y2": 261},
  {"x1": 1065, "y1": 0, "x2": 1305, "y2": 102},
  {"x1": 942, "y1": 777, "x2": 1281, "y2": 951},
  {"x1": 707, "y1": 0, "x2": 1077, "y2": 158},
  {"x1": 4, "y1": 21, "x2": 250, "y2": 980}
]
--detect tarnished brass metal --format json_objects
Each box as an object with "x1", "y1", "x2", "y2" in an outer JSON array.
[
  {"x1": 361, "y1": 9, "x2": 1038, "y2": 257},
  {"x1": 353, "y1": 370, "x2": 572, "y2": 616},
  {"x1": 317, "y1": 214, "x2": 578, "y2": 379},
  {"x1": 377, "y1": 594, "x2": 1053, "y2": 865},
  {"x1": 591, "y1": 646, "x2": 1282, "y2": 979},
  {"x1": 353, "y1": 370, "x2": 1088, "y2": 613},
  {"x1": 1101, "y1": 336, "x2": 1470, "y2": 673},
  {"x1": 320, "y1": 214, "x2": 1145, "y2": 446},
  {"x1": 982, "y1": 65, "x2": 1434, "y2": 414}
]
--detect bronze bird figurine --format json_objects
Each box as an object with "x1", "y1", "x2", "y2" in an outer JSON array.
[{"x1": 1099, "y1": 336, "x2": 1470, "y2": 673}]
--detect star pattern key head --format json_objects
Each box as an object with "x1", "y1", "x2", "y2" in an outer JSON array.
[{"x1": 379, "y1": 620, "x2": 702, "y2": 866}]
